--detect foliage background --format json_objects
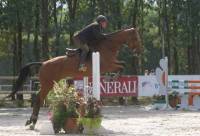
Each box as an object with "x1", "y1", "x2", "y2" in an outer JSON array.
[{"x1": 0, "y1": 0, "x2": 199, "y2": 75}]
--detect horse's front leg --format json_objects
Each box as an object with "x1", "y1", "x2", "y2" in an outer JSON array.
[
  {"x1": 114, "y1": 60, "x2": 126, "y2": 67},
  {"x1": 113, "y1": 62, "x2": 124, "y2": 73},
  {"x1": 104, "y1": 63, "x2": 124, "y2": 81},
  {"x1": 113, "y1": 63, "x2": 124, "y2": 79}
]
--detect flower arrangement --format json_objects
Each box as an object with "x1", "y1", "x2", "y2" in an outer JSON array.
[
  {"x1": 79, "y1": 97, "x2": 102, "y2": 134},
  {"x1": 168, "y1": 91, "x2": 180, "y2": 108},
  {"x1": 48, "y1": 80, "x2": 83, "y2": 133},
  {"x1": 48, "y1": 79, "x2": 102, "y2": 134}
]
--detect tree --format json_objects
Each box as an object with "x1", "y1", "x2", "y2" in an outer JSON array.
[{"x1": 0, "y1": 0, "x2": 200, "y2": 76}]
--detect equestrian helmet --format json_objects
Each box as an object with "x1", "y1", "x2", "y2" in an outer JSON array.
[{"x1": 96, "y1": 15, "x2": 108, "y2": 23}]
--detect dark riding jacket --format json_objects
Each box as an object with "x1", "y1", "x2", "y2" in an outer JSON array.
[{"x1": 75, "y1": 22, "x2": 106, "y2": 44}]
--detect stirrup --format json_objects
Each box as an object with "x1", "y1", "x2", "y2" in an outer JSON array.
[{"x1": 79, "y1": 64, "x2": 87, "y2": 72}]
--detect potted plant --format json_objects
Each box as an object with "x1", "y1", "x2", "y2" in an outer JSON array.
[
  {"x1": 168, "y1": 91, "x2": 180, "y2": 108},
  {"x1": 48, "y1": 80, "x2": 83, "y2": 134},
  {"x1": 79, "y1": 97, "x2": 102, "y2": 134}
]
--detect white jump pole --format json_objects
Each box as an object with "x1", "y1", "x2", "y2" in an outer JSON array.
[
  {"x1": 155, "y1": 57, "x2": 170, "y2": 110},
  {"x1": 83, "y1": 76, "x2": 89, "y2": 100},
  {"x1": 92, "y1": 52, "x2": 100, "y2": 101}
]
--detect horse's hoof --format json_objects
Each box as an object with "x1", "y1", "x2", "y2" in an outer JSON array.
[
  {"x1": 25, "y1": 120, "x2": 31, "y2": 126},
  {"x1": 78, "y1": 123, "x2": 84, "y2": 133},
  {"x1": 29, "y1": 124, "x2": 35, "y2": 130}
]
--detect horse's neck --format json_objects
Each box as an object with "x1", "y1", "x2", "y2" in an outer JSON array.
[
  {"x1": 96, "y1": 30, "x2": 128, "y2": 61},
  {"x1": 107, "y1": 30, "x2": 128, "y2": 50},
  {"x1": 95, "y1": 29, "x2": 130, "y2": 60}
]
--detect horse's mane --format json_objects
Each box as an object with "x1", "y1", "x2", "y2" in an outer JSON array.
[
  {"x1": 106, "y1": 29, "x2": 125, "y2": 36},
  {"x1": 88, "y1": 27, "x2": 135, "y2": 48},
  {"x1": 106, "y1": 27, "x2": 134, "y2": 37}
]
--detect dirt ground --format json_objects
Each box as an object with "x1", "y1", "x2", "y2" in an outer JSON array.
[{"x1": 0, "y1": 106, "x2": 200, "y2": 136}]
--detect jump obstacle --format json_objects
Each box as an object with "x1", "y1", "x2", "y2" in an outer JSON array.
[
  {"x1": 83, "y1": 52, "x2": 101, "y2": 100},
  {"x1": 155, "y1": 57, "x2": 200, "y2": 110},
  {"x1": 155, "y1": 57, "x2": 169, "y2": 109},
  {"x1": 168, "y1": 79, "x2": 200, "y2": 109}
]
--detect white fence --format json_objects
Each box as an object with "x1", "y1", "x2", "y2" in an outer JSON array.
[{"x1": 0, "y1": 76, "x2": 39, "y2": 94}]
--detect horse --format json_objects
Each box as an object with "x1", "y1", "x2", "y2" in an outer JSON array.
[{"x1": 7, "y1": 27, "x2": 142, "y2": 129}]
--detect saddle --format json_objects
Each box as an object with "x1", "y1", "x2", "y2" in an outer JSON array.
[
  {"x1": 65, "y1": 48, "x2": 81, "y2": 57},
  {"x1": 65, "y1": 48, "x2": 92, "y2": 59}
]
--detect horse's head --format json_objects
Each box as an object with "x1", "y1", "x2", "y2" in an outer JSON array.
[
  {"x1": 125, "y1": 28, "x2": 143, "y2": 55},
  {"x1": 100, "y1": 28, "x2": 143, "y2": 57}
]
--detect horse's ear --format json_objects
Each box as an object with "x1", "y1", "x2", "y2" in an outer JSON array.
[
  {"x1": 127, "y1": 26, "x2": 133, "y2": 29},
  {"x1": 128, "y1": 26, "x2": 138, "y2": 31},
  {"x1": 131, "y1": 27, "x2": 140, "y2": 33},
  {"x1": 135, "y1": 27, "x2": 140, "y2": 31},
  {"x1": 130, "y1": 26, "x2": 140, "y2": 31}
]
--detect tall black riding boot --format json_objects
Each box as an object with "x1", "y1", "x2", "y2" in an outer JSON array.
[{"x1": 79, "y1": 51, "x2": 87, "y2": 71}]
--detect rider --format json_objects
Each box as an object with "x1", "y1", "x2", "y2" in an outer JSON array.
[{"x1": 73, "y1": 15, "x2": 108, "y2": 72}]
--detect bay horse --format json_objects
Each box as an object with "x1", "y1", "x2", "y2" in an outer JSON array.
[{"x1": 7, "y1": 28, "x2": 142, "y2": 129}]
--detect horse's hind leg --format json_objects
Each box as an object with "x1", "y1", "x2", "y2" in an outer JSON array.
[{"x1": 26, "y1": 81, "x2": 53, "y2": 129}]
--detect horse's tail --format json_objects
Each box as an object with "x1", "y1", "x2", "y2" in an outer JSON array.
[{"x1": 5, "y1": 62, "x2": 42, "y2": 99}]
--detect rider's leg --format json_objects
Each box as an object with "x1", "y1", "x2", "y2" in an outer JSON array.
[
  {"x1": 79, "y1": 44, "x2": 89, "y2": 71},
  {"x1": 72, "y1": 36, "x2": 89, "y2": 72}
]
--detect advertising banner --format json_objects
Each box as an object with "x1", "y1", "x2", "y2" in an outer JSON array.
[
  {"x1": 74, "y1": 76, "x2": 138, "y2": 97},
  {"x1": 138, "y1": 75, "x2": 160, "y2": 96},
  {"x1": 74, "y1": 75, "x2": 200, "y2": 97}
]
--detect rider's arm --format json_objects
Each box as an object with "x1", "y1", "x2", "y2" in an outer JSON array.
[{"x1": 92, "y1": 25, "x2": 106, "y2": 40}]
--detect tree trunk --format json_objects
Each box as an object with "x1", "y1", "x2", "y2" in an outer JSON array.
[
  {"x1": 187, "y1": 46, "x2": 192, "y2": 74},
  {"x1": 171, "y1": 1, "x2": 179, "y2": 74},
  {"x1": 131, "y1": 0, "x2": 140, "y2": 104},
  {"x1": 173, "y1": 47, "x2": 179, "y2": 74},
  {"x1": 109, "y1": 0, "x2": 122, "y2": 30},
  {"x1": 97, "y1": 0, "x2": 106, "y2": 15},
  {"x1": 33, "y1": 0, "x2": 40, "y2": 61},
  {"x1": 132, "y1": 0, "x2": 139, "y2": 27},
  {"x1": 26, "y1": 30, "x2": 31, "y2": 61},
  {"x1": 193, "y1": 33, "x2": 200, "y2": 74},
  {"x1": 66, "y1": 0, "x2": 78, "y2": 46},
  {"x1": 53, "y1": 0, "x2": 60, "y2": 56},
  {"x1": 186, "y1": 0, "x2": 200, "y2": 74},
  {"x1": 12, "y1": 32, "x2": 17, "y2": 100},
  {"x1": 16, "y1": 12, "x2": 23, "y2": 100},
  {"x1": 138, "y1": 0, "x2": 144, "y2": 74},
  {"x1": 163, "y1": 0, "x2": 171, "y2": 74},
  {"x1": 131, "y1": 0, "x2": 140, "y2": 75},
  {"x1": 91, "y1": 0, "x2": 96, "y2": 19},
  {"x1": 41, "y1": 0, "x2": 49, "y2": 60}
]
